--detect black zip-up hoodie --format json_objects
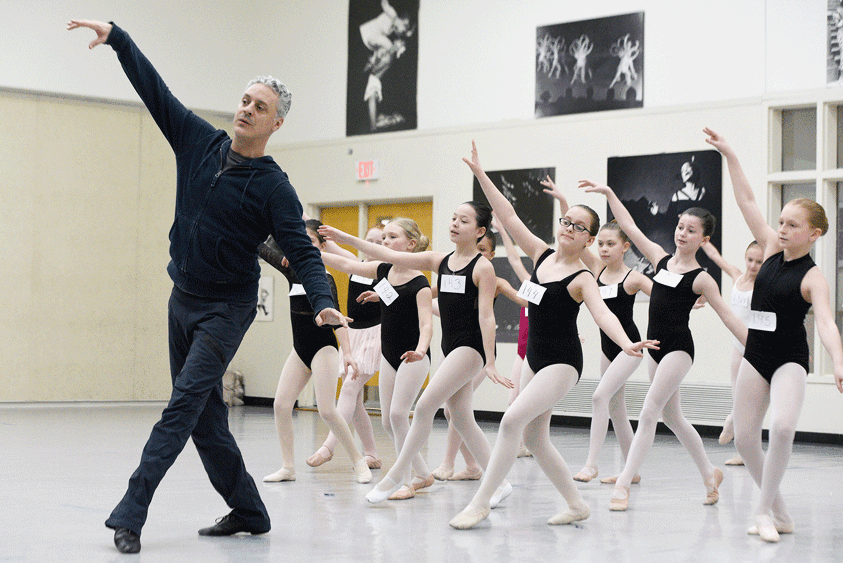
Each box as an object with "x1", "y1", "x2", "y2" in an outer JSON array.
[{"x1": 105, "y1": 23, "x2": 333, "y2": 314}]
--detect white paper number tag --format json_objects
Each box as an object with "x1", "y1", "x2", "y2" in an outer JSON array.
[
  {"x1": 288, "y1": 283, "x2": 306, "y2": 297},
  {"x1": 373, "y1": 278, "x2": 399, "y2": 306},
  {"x1": 350, "y1": 274, "x2": 374, "y2": 285},
  {"x1": 599, "y1": 283, "x2": 619, "y2": 300},
  {"x1": 732, "y1": 291, "x2": 750, "y2": 308},
  {"x1": 440, "y1": 274, "x2": 466, "y2": 294},
  {"x1": 747, "y1": 310, "x2": 777, "y2": 332},
  {"x1": 517, "y1": 280, "x2": 546, "y2": 305},
  {"x1": 653, "y1": 269, "x2": 683, "y2": 288}
]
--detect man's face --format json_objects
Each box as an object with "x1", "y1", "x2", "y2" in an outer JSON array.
[{"x1": 233, "y1": 83, "x2": 282, "y2": 142}]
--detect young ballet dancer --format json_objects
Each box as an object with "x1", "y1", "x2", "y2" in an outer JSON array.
[
  {"x1": 319, "y1": 218, "x2": 436, "y2": 500},
  {"x1": 701, "y1": 239, "x2": 765, "y2": 466},
  {"x1": 704, "y1": 128, "x2": 843, "y2": 542},
  {"x1": 542, "y1": 176, "x2": 652, "y2": 485},
  {"x1": 319, "y1": 201, "x2": 515, "y2": 505},
  {"x1": 307, "y1": 225, "x2": 385, "y2": 470},
  {"x1": 577, "y1": 179, "x2": 747, "y2": 512},
  {"x1": 431, "y1": 228, "x2": 527, "y2": 481},
  {"x1": 449, "y1": 142, "x2": 658, "y2": 530},
  {"x1": 259, "y1": 222, "x2": 372, "y2": 485}
]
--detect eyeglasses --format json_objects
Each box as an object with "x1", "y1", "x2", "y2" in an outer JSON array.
[{"x1": 558, "y1": 217, "x2": 589, "y2": 233}]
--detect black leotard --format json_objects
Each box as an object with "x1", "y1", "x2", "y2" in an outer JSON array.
[
  {"x1": 743, "y1": 251, "x2": 815, "y2": 383},
  {"x1": 525, "y1": 249, "x2": 590, "y2": 377},
  {"x1": 646, "y1": 255, "x2": 703, "y2": 364},
  {"x1": 281, "y1": 266, "x2": 339, "y2": 369},
  {"x1": 437, "y1": 252, "x2": 486, "y2": 362},
  {"x1": 347, "y1": 273, "x2": 380, "y2": 329},
  {"x1": 597, "y1": 268, "x2": 641, "y2": 361},
  {"x1": 376, "y1": 263, "x2": 431, "y2": 371}
]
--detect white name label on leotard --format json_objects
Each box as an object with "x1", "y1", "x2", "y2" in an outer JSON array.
[
  {"x1": 440, "y1": 274, "x2": 466, "y2": 294},
  {"x1": 517, "y1": 280, "x2": 546, "y2": 305},
  {"x1": 732, "y1": 291, "x2": 750, "y2": 308},
  {"x1": 373, "y1": 278, "x2": 398, "y2": 306},
  {"x1": 599, "y1": 283, "x2": 619, "y2": 299},
  {"x1": 350, "y1": 274, "x2": 374, "y2": 285},
  {"x1": 747, "y1": 310, "x2": 777, "y2": 332},
  {"x1": 653, "y1": 269, "x2": 683, "y2": 288},
  {"x1": 288, "y1": 283, "x2": 306, "y2": 297}
]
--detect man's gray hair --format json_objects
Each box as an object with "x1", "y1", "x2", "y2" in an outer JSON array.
[{"x1": 246, "y1": 76, "x2": 292, "y2": 119}]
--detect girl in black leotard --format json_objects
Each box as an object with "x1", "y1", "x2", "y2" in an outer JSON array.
[
  {"x1": 259, "y1": 222, "x2": 372, "y2": 485},
  {"x1": 320, "y1": 202, "x2": 514, "y2": 505},
  {"x1": 320, "y1": 218, "x2": 436, "y2": 499},
  {"x1": 307, "y1": 225, "x2": 384, "y2": 471},
  {"x1": 543, "y1": 179, "x2": 654, "y2": 486},
  {"x1": 705, "y1": 128, "x2": 843, "y2": 543},
  {"x1": 580, "y1": 179, "x2": 747, "y2": 513},
  {"x1": 449, "y1": 142, "x2": 657, "y2": 530}
]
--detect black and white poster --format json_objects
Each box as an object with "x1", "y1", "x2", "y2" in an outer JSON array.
[
  {"x1": 606, "y1": 150, "x2": 722, "y2": 288},
  {"x1": 829, "y1": 1, "x2": 843, "y2": 84},
  {"x1": 535, "y1": 12, "x2": 644, "y2": 118},
  {"x1": 472, "y1": 167, "x2": 556, "y2": 244},
  {"x1": 347, "y1": 0, "x2": 419, "y2": 136},
  {"x1": 492, "y1": 256, "x2": 532, "y2": 344}
]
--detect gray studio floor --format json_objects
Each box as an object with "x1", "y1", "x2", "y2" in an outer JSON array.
[{"x1": 2, "y1": 402, "x2": 842, "y2": 563}]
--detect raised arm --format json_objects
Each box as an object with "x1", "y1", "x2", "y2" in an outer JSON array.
[
  {"x1": 463, "y1": 141, "x2": 548, "y2": 263},
  {"x1": 319, "y1": 225, "x2": 444, "y2": 272},
  {"x1": 320, "y1": 251, "x2": 380, "y2": 279},
  {"x1": 700, "y1": 241, "x2": 742, "y2": 281},
  {"x1": 496, "y1": 278, "x2": 529, "y2": 308},
  {"x1": 540, "y1": 174, "x2": 569, "y2": 216},
  {"x1": 68, "y1": 20, "x2": 210, "y2": 152},
  {"x1": 578, "y1": 180, "x2": 667, "y2": 267},
  {"x1": 804, "y1": 270, "x2": 843, "y2": 392},
  {"x1": 493, "y1": 215, "x2": 531, "y2": 283},
  {"x1": 704, "y1": 128, "x2": 778, "y2": 256}
]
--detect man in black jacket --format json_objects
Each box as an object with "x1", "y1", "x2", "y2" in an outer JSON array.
[{"x1": 68, "y1": 19, "x2": 347, "y2": 554}]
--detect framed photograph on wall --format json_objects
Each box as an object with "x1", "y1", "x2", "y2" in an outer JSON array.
[
  {"x1": 256, "y1": 276, "x2": 274, "y2": 322},
  {"x1": 472, "y1": 167, "x2": 556, "y2": 244},
  {"x1": 535, "y1": 12, "x2": 644, "y2": 117},
  {"x1": 606, "y1": 150, "x2": 722, "y2": 288},
  {"x1": 347, "y1": 0, "x2": 419, "y2": 136}
]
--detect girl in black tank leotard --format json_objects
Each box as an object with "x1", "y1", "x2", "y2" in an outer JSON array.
[
  {"x1": 320, "y1": 201, "x2": 512, "y2": 505},
  {"x1": 258, "y1": 226, "x2": 372, "y2": 485},
  {"x1": 307, "y1": 225, "x2": 385, "y2": 471},
  {"x1": 581, "y1": 178, "x2": 747, "y2": 513},
  {"x1": 319, "y1": 218, "x2": 437, "y2": 499},
  {"x1": 532, "y1": 206, "x2": 653, "y2": 486},
  {"x1": 706, "y1": 128, "x2": 843, "y2": 543},
  {"x1": 449, "y1": 143, "x2": 656, "y2": 530}
]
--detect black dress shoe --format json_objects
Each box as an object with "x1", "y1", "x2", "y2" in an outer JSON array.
[
  {"x1": 113, "y1": 527, "x2": 141, "y2": 554},
  {"x1": 198, "y1": 512, "x2": 270, "y2": 536}
]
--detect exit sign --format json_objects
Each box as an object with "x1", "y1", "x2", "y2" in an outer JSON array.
[{"x1": 356, "y1": 160, "x2": 380, "y2": 181}]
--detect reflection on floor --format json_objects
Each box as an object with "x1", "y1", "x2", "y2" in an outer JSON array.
[{"x1": 2, "y1": 403, "x2": 842, "y2": 563}]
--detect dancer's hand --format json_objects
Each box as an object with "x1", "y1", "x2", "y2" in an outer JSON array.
[
  {"x1": 692, "y1": 295, "x2": 707, "y2": 309},
  {"x1": 356, "y1": 290, "x2": 380, "y2": 304},
  {"x1": 343, "y1": 353, "x2": 360, "y2": 380},
  {"x1": 401, "y1": 350, "x2": 425, "y2": 363},
  {"x1": 66, "y1": 19, "x2": 112, "y2": 49},
  {"x1": 461, "y1": 140, "x2": 484, "y2": 175},
  {"x1": 703, "y1": 127, "x2": 734, "y2": 156},
  {"x1": 484, "y1": 363, "x2": 514, "y2": 389},
  {"x1": 624, "y1": 339, "x2": 659, "y2": 358},
  {"x1": 540, "y1": 175, "x2": 566, "y2": 202},
  {"x1": 318, "y1": 225, "x2": 353, "y2": 246},
  {"x1": 281, "y1": 256, "x2": 290, "y2": 269},
  {"x1": 315, "y1": 307, "x2": 351, "y2": 328},
  {"x1": 577, "y1": 179, "x2": 612, "y2": 196}
]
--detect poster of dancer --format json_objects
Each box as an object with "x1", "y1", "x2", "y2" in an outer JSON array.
[
  {"x1": 347, "y1": 0, "x2": 419, "y2": 136},
  {"x1": 606, "y1": 150, "x2": 722, "y2": 288},
  {"x1": 829, "y1": 1, "x2": 843, "y2": 84},
  {"x1": 535, "y1": 12, "x2": 644, "y2": 117},
  {"x1": 472, "y1": 167, "x2": 556, "y2": 244}
]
